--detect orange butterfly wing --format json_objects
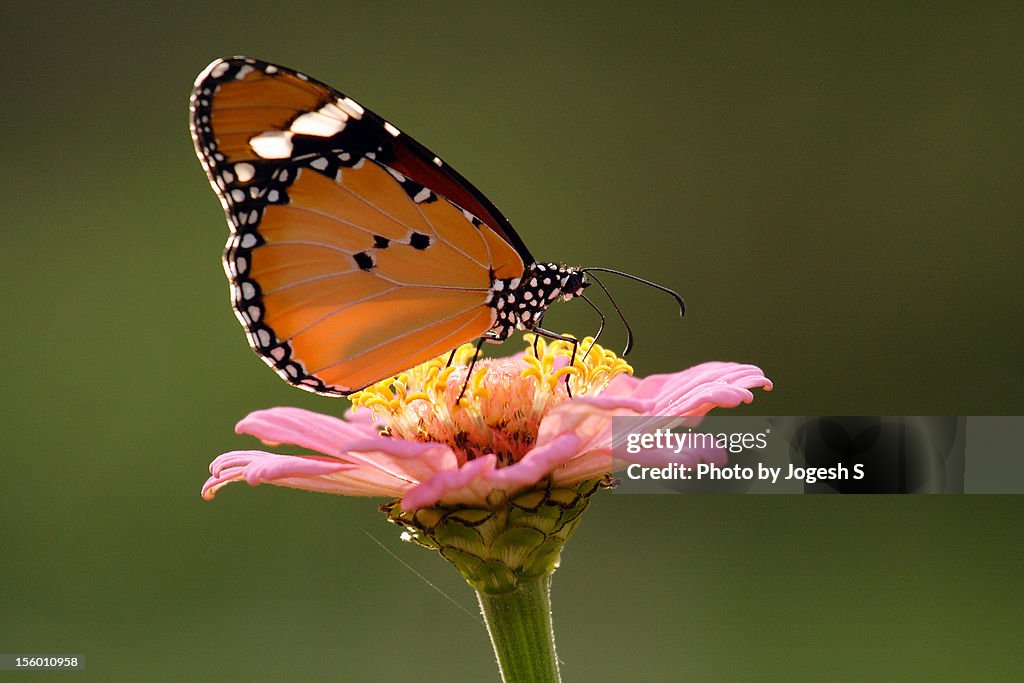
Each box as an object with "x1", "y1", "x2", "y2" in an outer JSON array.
[{"x1": 190, "y1": 57, "x2": 525, "y2": 395}]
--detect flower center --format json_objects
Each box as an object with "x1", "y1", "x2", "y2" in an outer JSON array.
[{"x1": 350, "y1": 335, "x2": 632, "y2": 465}]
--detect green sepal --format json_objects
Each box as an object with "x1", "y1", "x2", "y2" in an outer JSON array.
[{"x1": 380, "y1": 477, "x2": 609, "y2": 594}]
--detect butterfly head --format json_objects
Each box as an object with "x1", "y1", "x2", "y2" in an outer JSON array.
[
  {"x1": 559, "y1": 266, "x2": 589, "y2": 301},
  {"x1": 523, "y1": 262, "x2": 589, "y2": 304}
]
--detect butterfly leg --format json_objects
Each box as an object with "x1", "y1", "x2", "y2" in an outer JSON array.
[
  {"x1": 531, "y1": 326, "x2": 579, "y2": 397},
  {"x1": 449, "y1": 330, "x2": 498, "y2": 369},
  {"x1": 578, "y1": 293, "x2": 606, "y2": 361},
  {"x1": 531, "y1": 312, "x2": 546, "y2": 358},
  {"x1": 455, "y1": 336, "x2": 488, "y2": 404}
]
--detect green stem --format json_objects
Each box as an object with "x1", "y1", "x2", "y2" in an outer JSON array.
[{"x1": 476, "y1": 574, "x2": 561, "y2": 683}]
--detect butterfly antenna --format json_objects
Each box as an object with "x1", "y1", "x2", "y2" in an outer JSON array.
[
  {"x1": 584, "y1": 272, "x2": 634, "y2": 356},
  {"x1": 582, "y1": 267, "x2": 686, "y2": 318},
  {"x1": 578, "y1": 293, "x2": 606, "y2": 361}
]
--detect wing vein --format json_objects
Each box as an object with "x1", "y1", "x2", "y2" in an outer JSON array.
[
  {"x1": 364, "y1": 269, "x2": 489, "y2": 292},
  {"x1": 275, "y1": 204, "x2": 386, "y2": 236},
  {"x1": 309, "y1": 303, "x2": 487, "y2": 374},
  {"x1": 274, "y1": 286, "x2": 401, "y2": 339},
  {"x1": 332, "y1": 164, "x2": 438, "y2": 239},
  {"x1": 332, "y1": 311, "x2": 488, "y2": 379},
  {"x1": 401, "y1": 181, "x2": 490, "y2": 270},
  {"x1": 260, "y1": 239, "x2": 357, "y2": 255}
]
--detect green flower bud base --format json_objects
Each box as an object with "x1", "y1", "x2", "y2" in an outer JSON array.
[
  {"x1": 380, "y1": 478, "x2": 611, "y2": 683},
  {"x1": 380, "y1": 477, "x2": 608, "y2": 594}
]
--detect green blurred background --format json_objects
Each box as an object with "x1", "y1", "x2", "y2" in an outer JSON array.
[{"x1": 2, "y1": 2, "x2": 1022, "y2": 680}]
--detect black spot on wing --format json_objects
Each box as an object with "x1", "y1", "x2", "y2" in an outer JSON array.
[{"x1": 354, "y1": 251, "x2": 375, "y2": 270}]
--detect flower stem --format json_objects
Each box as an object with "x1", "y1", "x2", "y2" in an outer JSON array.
[{"x1": 476, "y1": 574, "x2": 561, "y2": 683}]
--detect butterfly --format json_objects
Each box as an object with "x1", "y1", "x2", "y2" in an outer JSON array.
[{"x1": 190, "y1": 57, "x2": 683, "y2": 396}]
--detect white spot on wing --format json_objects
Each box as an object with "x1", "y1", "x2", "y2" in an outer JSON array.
[
  {"x1": 320, "y1": 102, "x2": 350, "y2": 122},
  {"x1": 383, "y1": 121, "x2": 401, "y2": 137},
  {"x1": 234, "y1": 162, "x2": 255, "y2": 182},
  {"x1": 236, "y1": 65, "x2": 255, "y2": 80},
  {"x1": 249, "y1": 131, "x2": 295, "y2": 159},
  {"x1": 413, "y1": 188, "x2": 431, "y2": 203},
  {"x1": 290, "y1": 106, "x2": 347, "y2": 137},
  {"x1": 432, "y1": 156, "x2": 443, "y2": 167},
  {"x1": 338, "y1": 97, "x2": 364, "y2": 119},
  {"x1": 210, "y1": 61, "x2": 229, "y2": 78},
  {"x1": 310, "y1": 157, "x2": 329, "y2": 170}
]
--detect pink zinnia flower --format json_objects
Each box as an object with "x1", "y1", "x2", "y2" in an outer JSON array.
[{"x1": 202, "y1": 336, "x2": 773, "y2": 511}]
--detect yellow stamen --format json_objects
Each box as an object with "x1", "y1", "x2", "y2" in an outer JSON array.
[{"x1": 349, "y1": 334, "x2": 632, "y2": 464}]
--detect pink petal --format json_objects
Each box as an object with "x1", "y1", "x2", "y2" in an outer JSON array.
[
  {"x1": 204, "y1": 361, "x2": 771, "y2": 510},
  {"x1": 238, "y1": 407, "x2": 460, "y2": 485},
  {"x1": 401, "y1": 434, "x2": 590, "y2": 510},
  {"x1": 401, "y1": 455, "x2": 501, "y2": 510},
  {"x1": 203, "y1": 408, "x2": 465, "y2": 501},
  {"x1": 343, "y1": 406, "x2": 378, "y2": 425},
  {"x1": 579, "y1": 362, "x2": 772, "y2": 417},
  {"x1": 535, "y1": 361, "x2": 772, "y2": 482},
  {"x1": 201, "y1": 450, "x2": 394, "y2": 500},
  {"x1": 490, "y1": 434, "x2": 584, "y2": 487},
  {"x1": 235, "y1": 407, "x2": 378, "y2": 454}
]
